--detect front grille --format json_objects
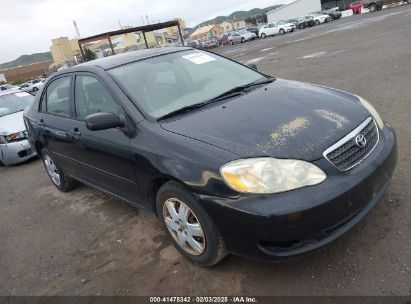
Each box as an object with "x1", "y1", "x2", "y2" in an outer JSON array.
[{"x1": 324, "y1": 117, "x2": 379, "y2": 171}]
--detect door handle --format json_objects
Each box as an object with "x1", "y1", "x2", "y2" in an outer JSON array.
[{"x1": 71, "y1": 128, "x2": 81, "y2": 137}]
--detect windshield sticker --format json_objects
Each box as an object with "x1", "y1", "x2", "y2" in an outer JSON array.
[
  {"x1": 183, "y1": 53, "x2": 216, "y2": 64},
  {"x1": 15, "y1": 92, "x2": 31, "y2": 97}
]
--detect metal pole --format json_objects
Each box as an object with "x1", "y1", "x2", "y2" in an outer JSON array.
[
  {"x1": 142, "y1": 31, "x2": 149, "y2": 48},
  {"x1": 78, "y1": 41, "x2": 85, "y2": 61},
  {"x1": 107, "y1": 34, "x2": 115, "y2": 55},
  {"x1": 177, "y1": 22, "x2": 184, "y2": 46}
]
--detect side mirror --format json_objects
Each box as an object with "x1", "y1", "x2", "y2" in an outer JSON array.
[
  {"x1": 85, "y1": 112, "x2": 125, "y2": 131},
  {"x1": 247, "y1": 63, "x2": 258, "y2": 71}
]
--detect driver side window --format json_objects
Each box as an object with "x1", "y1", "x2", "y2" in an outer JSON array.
[{"x1": 74, "y1": 75, "x2": 121, "y2": 120}]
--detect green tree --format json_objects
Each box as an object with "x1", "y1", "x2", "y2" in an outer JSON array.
[{"x1": 84, "y1": 48, "x2": 97, "y2": 62}]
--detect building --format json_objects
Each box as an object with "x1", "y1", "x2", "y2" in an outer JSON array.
[
  {"x1": 50, "y1": 37, "x2": 81, "y2": 67},
  {"x1": 219, "y1": 20, "x2": 248, "y2": 32},
  {"x1": 267, "y1": 0, "x2": 322, "y2": 23},
  {"x1": 0, "y1": 73, "x2": 6, "y2": 83},
  {"x1": 167, "y1": 18, "x2": 186, "y2": 35},
  {"x1": 0, "y1": 61, "x2": 52, "y2": 83},
  {"x1": 189, "y1": 24, "x2": 224, "y2": 41}
]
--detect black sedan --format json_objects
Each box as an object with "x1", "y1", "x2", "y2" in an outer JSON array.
[
  {"x1": 288, "y1": 17, "x2": 316, "y2": 30},
  {"x1": 319, "y1": 9, "x2": 343, "y2": 20},
  {"x1": 24, "y1": 47, "x2": 397, "y2": 266}
]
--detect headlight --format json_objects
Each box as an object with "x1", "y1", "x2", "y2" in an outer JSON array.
[
  {"x1": 0, "y1": 131, "x2": 27, "y2": 144},
  {"x1": 357, "y1": 95, "x2": 384, "y2": 129},
  {"x1": 220, "y1": 158, "x2": 326, "y2": 194}
]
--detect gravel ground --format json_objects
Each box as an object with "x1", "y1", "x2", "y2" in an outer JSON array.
[{"x1": 1, "y1": 5, "x2": 410, "y2": 296}]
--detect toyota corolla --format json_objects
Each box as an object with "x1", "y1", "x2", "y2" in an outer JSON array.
[{"x1": 24, "y1": 47, "x2": 397, "y2": 266}]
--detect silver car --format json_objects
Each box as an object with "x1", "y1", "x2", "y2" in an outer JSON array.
[
  {"x1": 0, "y1": 90, "x2": 37, "y2": 165},
  {"x1": 228, "y1": 29, "x2": 257, "y2": 45}
]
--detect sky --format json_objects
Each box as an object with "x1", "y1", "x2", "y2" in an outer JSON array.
[{"x1": 0, "y1": 0, "x2": 292, "y2": 64}]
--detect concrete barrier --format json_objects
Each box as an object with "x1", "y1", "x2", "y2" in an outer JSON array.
[{"x1": 341, "y1": 9, "x2": 354, "y2": 18}]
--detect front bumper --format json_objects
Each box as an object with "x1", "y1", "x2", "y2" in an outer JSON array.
[
  {"x1": 197, "y1": 124, "x2": 397, "y2": 261},
  {"x1": 0, "y1": 139, "x2": 37, "y2": 165}
]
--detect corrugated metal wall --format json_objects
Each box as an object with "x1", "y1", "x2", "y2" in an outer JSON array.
[{"x1": 267, "y1": 0, "x2": 322, "y2": 23}]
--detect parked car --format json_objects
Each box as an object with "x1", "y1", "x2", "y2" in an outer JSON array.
[
  {"x1": 348, "y1": 0, "x2": 366, "y2": 14},
  {"x1": 277, "y1": 20, "x2": 297, "y2": 33},
  {"x1": 204, "y1": 37, "x2": 219, "y2": 49},
  {"x1": 228, "y1": 29, "x2": 256, "y2": 45},
  {"x1": 246, "y1": 26, "x2": 260, "y2": 36},
  {"x1": 18, "y1": 79, "x2": 45, "y2": 93},
  {"x1": 218, "y1": 34, "x2": 230, "y2": 46},
  {"x1": 24, "y1": 47, "x2": 397, "y2": 266},
  {"x1": 28, "y1": 78, "x2": 45, "y2": 92},
  {"x1": 0, "y1": 90, "x2": 37, "y2": 165},
  {"x1": 287, "y1": 17, "x2": 316, "y2": 30},
  {"x1": 319, "y1": 9, "x2": 343, "y2": 20},
  {"x1": 363, "y1": 0, "x2": 410, "y2": 12},
  {"x1": 0, "y1": 84, "x2": 20, "y2": 91},
  {"x1": 307, "y1": 13, "x2": 331, "y2": 25},
  {"x1": 259, "y1": 21, "x2": 294, "y2": 38}
]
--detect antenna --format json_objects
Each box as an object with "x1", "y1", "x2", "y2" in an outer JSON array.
[{"x1": 73, "y1": 20, "x2": 81, "y2": 39}]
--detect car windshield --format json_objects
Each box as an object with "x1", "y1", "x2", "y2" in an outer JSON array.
[
  {"x1": 0, "y1": 92, "x2": 34, "y2": 117},
  {"x1": 109, "y1": 50, "x2": 266, "y2": 119}
]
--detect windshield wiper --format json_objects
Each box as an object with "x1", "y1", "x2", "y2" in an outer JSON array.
[
  {"x1": 157, "y1": 101, "x2": 214, "y2": 121},
  {"x1": 205, "y1": 77, "x2": 275, "y2": 103},
  {"x1": 157, "y1": 77, "x2": 275, "y2": 121}
]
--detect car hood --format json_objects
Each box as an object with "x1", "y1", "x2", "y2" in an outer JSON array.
[
  {"x1": 160, "y1": 79, "x2": 370, "y2": 161},
  {"x1": 0, "y1": 111, "x2": 26, "y2": 134}
]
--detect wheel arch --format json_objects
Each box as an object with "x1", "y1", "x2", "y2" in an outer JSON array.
[{"x1": 148, "y1": 175, "x2": 188, "y2": 216}]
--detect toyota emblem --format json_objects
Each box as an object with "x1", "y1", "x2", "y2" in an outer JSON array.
[{"x1": 355, "y1": 134, "x2": 367, "y2": 148}]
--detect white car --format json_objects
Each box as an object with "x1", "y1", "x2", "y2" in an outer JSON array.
[
  {"x1": 259, "y1": 22, "x2": 296, "y2": 38},
  {"x1": 28, "y1": 78, "x2": 45, "y2": 92},
  {"x1": 18, "y1": 79, "x2": 44, "y2": 93},
  {"x1": 0, "y1": 84, "x2": 20, "y2": 92},
  {"x1": 0, "y1": 90, "x2": 37, "y2": 165},
  {"x1": 306, "y1": 13, "x2": 331, "y2": 25}
]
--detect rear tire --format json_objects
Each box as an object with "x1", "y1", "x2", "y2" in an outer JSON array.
[
  {"x1": 241, "y1": 37, "x2": 245, "y2": 43},
  {"x1": 42, "y1": 149, "x2": 77, "y2": 192},
  {"x1": 299, "y1": 24, "x2": 305, "y2": 30},
  {"x1": 230, "y1": 40, "x2": 234, "y2": 45},
  {"x1": 261, "y1": 33, "x2": 266, "y2": 39},
  {"x1": 315, "y1": 20, "x2": 320, "y2": 25},
  {"x1": 156, "y1": 181, "x2": 227, "y2": 267},
  {"x1": 32, "y1": 87, "x2": 38, "y2": 92}
]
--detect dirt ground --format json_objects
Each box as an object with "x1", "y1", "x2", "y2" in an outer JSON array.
[{"x1": 1, "y1": 5, "x2": 410, "y2": 296}]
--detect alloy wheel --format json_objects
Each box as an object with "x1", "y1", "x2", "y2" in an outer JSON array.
[
  {"x1": 44, "y1": 155, "x2": 61, "y2": 186},
  {"x1": 163, "y1": 198, "x2": 206, "y2": 256}
]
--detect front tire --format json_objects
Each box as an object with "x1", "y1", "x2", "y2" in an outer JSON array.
[
  {"x1": 279, "y1": 28, "x2": 285, "y2": 35},
  {"x1": 156, "y1": 181, "x2": 227, "y2": 267},
  {"x1": 230, "y1": 40, "x2": 234, "y2": 45},
  {"x1": 369, "y1": 3, "x2": 377, "y2": 11},
  {"x1": 315, "y1": 20, "x2": 320, "y2": 25},
  {"x1": 299, "y1": 24, "x2": 305, "y2": 30},
  {"x1": 241, "y1": 37, "x2": 245, "y2": 43},
  {"x1": 261, "y1": 33, "x2": 266, "y2": 39},
  {"x1": 42, "y1": 149, "x2": 77, "y2": 192}
]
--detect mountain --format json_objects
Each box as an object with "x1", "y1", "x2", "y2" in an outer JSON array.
[
  {"x1": 0, "y1": 52, "x2": 52, "y2": 70},
  {"x1": 194, "y1": 5, "x2": 284, "y2": 28}
]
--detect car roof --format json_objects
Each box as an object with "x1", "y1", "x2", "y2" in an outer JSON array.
[{"x1": 77, "y1": 46, "x2": 192, "y2": 70}]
